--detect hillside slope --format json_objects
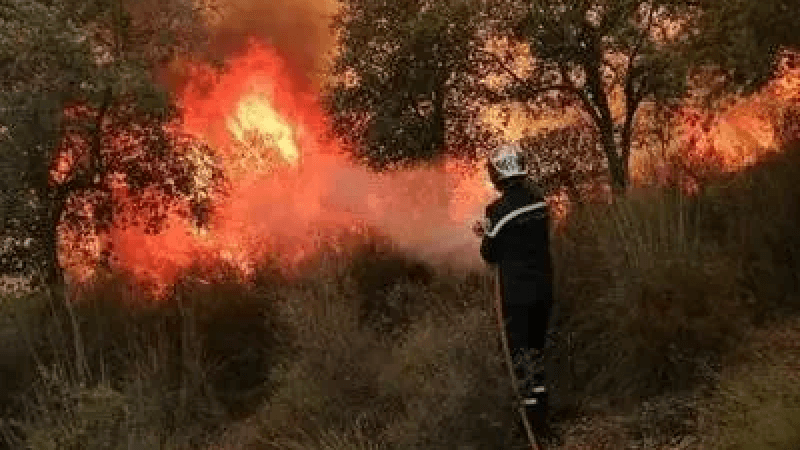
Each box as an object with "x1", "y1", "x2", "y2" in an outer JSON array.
[{"x1": 1, "y1": 142, "x2": 800, "y2": 449}]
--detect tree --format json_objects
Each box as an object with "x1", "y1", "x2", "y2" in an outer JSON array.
[
  {"x1": 0, "y1": 0, "x2": 222, "y2": 289},
  {"x1": 481, "y1": 0, "x2": 702, "y2": 193},
  {"x1": 324, "y1": 0, "x2": 498, "y2": 169},
  {"x1": 518, "y1": 122, "x2": 607, "y2": 197},
  {"x1": 326, "y1": 0, "x2": 799, "y2": 194},
  {"x1": 684, "y1": 0, "x2": 800, "y2": 95},
  {"x1": 495, "y1": 0, "x2": 800, "y2": 193}
]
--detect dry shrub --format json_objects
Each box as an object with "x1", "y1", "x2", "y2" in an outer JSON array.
[
  {"x1": 552, "y1": 190, "x2": 746, "y2": 406},
  {"x1": 554, "y1": 415, "x2": 631, "y2": 450},
  {"x1": 317, "y1": 236, "x2": 488, "y2": 340},
  {"x1": 233, "y1": 307, "x2": 526, "y2": 450},
  {"x1": 215, "y1": 240, "x2": 530, "y2": 450},
  {"x1": 698, "y1": 143, "x2": 800, "y2": 320},
  {"x1": 4, "y1": 143, "x2": 800, "y2": 449},
  {"x1": 348, "y1": 242, "x2": 436, "y2": 337},
  {"x1": 190, "y1": 237, "x2": 539, "y2": 449},
  {"x1": 0, "y1": 263, "x2": 292, "y2": 449},
  {"x1": 550, "y1": 142, "x2": 800, "y2": 409},
  {"x1": 378, "y1": 311, "x2": 518, "y2": 450}
]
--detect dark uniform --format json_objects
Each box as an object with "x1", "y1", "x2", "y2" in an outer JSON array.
[{"x1": 480, "y1": 178, "x2": 553, "y2": 416}]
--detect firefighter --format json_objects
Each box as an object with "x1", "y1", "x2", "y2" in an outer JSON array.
[{"x1": 472, "y1": 142, "x2": 556, "y2": 436}]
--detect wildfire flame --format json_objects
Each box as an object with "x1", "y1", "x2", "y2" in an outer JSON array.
[
  {"x1": 227, "y1": 93, "x2": 300, "y2": 166},
  {"x1": 60, "y1": 36, "x2": 799, "y2": 295},
  {"x1": 99, "y1": 40, "x2": 494, "y2": 293}
]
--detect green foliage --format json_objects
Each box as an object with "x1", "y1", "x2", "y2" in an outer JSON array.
[
  {"x1": 324, "y1": 0, "x2": 498, "y2": 169},
  {"x1": 686, "y1": 0, "x2": 800, "y2": 95},
  {"x1": 0, "y1": 1, "x2": 93, "y2": 97},
  {"x1": 0, "y1": 1, "x2": 95, "y2": 278}
]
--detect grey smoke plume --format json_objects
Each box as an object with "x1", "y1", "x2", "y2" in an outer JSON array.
[{"x1": 207, "y1": 0, "x2": 338, "y2": 86}]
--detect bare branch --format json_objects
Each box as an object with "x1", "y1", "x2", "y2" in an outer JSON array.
[
  {"x1": 615, "y1": 4, "x2": 657, "y2": 163},
  {"x1": 475, "y1": 47, "x2": 580, "y2": 100},
  {"x1": 625, "y1": 3, "x2": 655, "y2": 100},
  {"x1": 561, "y1": 64, "x2": 602, "y2": 126}
]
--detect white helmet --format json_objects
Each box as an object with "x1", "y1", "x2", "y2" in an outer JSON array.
[{"x1": 488, "y1": 143, "x2": 527, "y2": 186}]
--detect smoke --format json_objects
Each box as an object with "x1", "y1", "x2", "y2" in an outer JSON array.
[
  {"x1": 207, "y1": 153, "x2": 492, "y2": 271},
  {"x1": 108, "y1": 147, "x2": 493, "y2": 287},
  {"x1": 205, "y1": 0, "x2": 338, "y2": 86},
  {"x1": 105, "y1": 40, "x2": 494, "y2": 289},
  {"x1": 65, "y1": 3, "x2": 800, "y2": 292}
]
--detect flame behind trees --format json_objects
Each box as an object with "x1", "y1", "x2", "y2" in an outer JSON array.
[
  {"x1": 327, "y1": 0, "x2": 800, "y2": 194},
  {"x1": 499, "y1": 0, "x2": 698, "y2": 194}
]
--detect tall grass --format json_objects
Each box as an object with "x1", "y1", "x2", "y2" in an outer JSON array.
[
  {"x1": 0, "y1": 266, "x2": 293, "y2": 449},
  {"x1": 549, "y1": 143, "x2": 800, "y2": 409},
  {"x1": 552, "y1": 188, "x2": 746, "y2": 405}
]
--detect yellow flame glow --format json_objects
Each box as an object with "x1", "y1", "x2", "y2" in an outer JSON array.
[{"x1": 226, "y1": 94, "x2": 300, "y2": 165}]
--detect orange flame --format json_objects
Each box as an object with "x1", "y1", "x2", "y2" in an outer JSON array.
[
  {"x1": 631, "y1": 54, "x2": 800, "y2": 191},
  {"x1": 105, "y1": 40, "x2": 494, "y2": 292},
  {"x1": 68, "y1": 37, "x2": 799, "y2": 294}
]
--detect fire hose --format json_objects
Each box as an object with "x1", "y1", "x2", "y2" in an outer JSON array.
[{"x1": 491, "y1": 266, "x2": 541, "y2": 450}]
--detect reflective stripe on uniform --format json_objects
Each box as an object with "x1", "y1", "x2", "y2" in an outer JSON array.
[{"x1": 486, "y1": 202, "x2": 547, "y2": 238}]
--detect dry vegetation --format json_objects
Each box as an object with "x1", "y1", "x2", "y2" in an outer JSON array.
[{"x1": 2, "y1": 141, "x2": 800, "y2": 449}]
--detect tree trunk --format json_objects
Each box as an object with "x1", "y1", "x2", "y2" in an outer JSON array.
[
  {"x1": 41, "y1": 88, "x2": 112, "y2": 296},
  {"x1": 580, "y1": 30, "x2": 631, "y2": 197},
  {"x1": 608, "y1": 150, "x2": 628, "y2": 195},
  {"x1": 599, "y1": 124, "x2": 628, "y2": 197},
  {"x1": 43, "y1": 191, "x2": 67, "y2": 298},
  {"x1": 430, "y1": 81, "x2": 447, "y2": 157}
]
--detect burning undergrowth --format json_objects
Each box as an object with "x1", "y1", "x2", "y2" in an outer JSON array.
[
  {"x1": 60, "y1": 40, "x2": 495, "y2": 296},
  {"x1": 56, "y1": 33, "x2": 800, "y2": 299}
]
